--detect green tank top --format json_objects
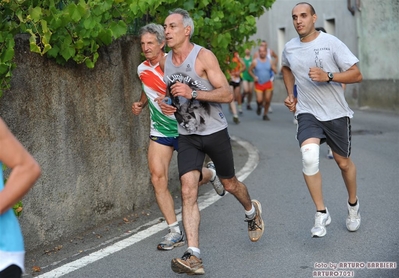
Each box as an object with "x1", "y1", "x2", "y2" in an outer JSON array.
[{"x1": 242, "y1": 56, "x2": 254, "y2": 82}]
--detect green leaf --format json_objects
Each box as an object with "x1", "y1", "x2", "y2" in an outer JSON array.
[
  {"x1": 30, "y1": 7, "x2": 42, "y2": 21},
  {"x1": 129, "y1": 3, "x2": 139, "y2": 15},
  {"x1": 83, "y1": 16, "x2": 97, "y2": 30},
  {"x1": 138, "y1": 1, "x2": 147, "y2": 14},
  {"x1": 42, "y1": 44, "x2": 52, "y2": 54},
  {"x1": 76, "y1": 1, "x2": 88, "y2": 17},
  {"x1": 47, "y1": 45, "x2": 60, "y2": 58},
  {"x1": 98, "y1": 29, "x2": 112, "y2": 45},
  {"x1": 85, "y1": 58, "x2": 94, "y2": 68},
  {"x1": 0, "y1": 48, "x2": 15, "y2": 62},
  {"x1": 198, "y1": 0, "x2": 210, "y2": 8},
  {"x1": 67, "y1": 3, "x2": 82, "y2": 22},
  {"x1": 0, "y1": 64, "x2": 9, "y2": 75},
  {"x1": 60, "y1": 45, "x2": 75, "y2": 61},
  {"x1": 40, "y1": 19, "x2": 49, "y2": 33},
  {"x1": 49, "y1": 16, "x2": 63, "y2": 29},
  {"x1": 183, "y1": 0, "x2": 195, "y2": 10},
  {"x1": 109, "y1": 20, "x2": 127, "y2": 39},
  {"x1": 13, "y1": 201, "x2": 23, "y2": 217}
]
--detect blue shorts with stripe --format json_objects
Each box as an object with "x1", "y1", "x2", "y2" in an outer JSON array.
[{"x1": 149, "y1": 135, "x2": 179, "y2": 151}]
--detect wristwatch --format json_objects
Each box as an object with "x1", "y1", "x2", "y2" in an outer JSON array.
[
  {"x1": 191, "y1": 90, "x2": 198, "y2": 99},
  {"x1": 327, "y1": 72, "x2": 334, "y2": 82}
]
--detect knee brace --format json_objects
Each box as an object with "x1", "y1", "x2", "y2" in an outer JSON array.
[{"x1": 301, "y1": 143, "x2": 320, "y2": 176}]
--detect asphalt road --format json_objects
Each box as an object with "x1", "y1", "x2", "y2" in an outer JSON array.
[{"x1": 26, "y1": 103, "x2": 399, "y2": 278}]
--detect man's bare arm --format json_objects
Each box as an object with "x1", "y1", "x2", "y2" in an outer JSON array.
[
  {"x1": 308, "y1": 64, "x2": 362, "y2": 84},
  {"x1": 248, "y1": 60, "x2": 258, "y2": 82},
  {"x1": 169, "y1": 48, "x2": 233, "y2": 103},
  {"x1": 0, "y1": 118, "x2": 41, "y2": 214},
  {"x1": 281, "y1": 66, "x2": 297, "y2": 112},
  {"x1": 271, "y1": 49, "x2": 279, "y2": 66}
]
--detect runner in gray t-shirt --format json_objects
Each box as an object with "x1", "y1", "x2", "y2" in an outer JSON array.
[{"x1": 281, "y1": 2, "x2": 363, "y2": 238}]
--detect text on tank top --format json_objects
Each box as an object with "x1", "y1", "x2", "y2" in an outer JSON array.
[{"x1": 163, "y1": 44, "x2": 228, "y2": 135}]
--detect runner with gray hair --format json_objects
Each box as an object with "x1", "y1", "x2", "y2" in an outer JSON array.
[
  {"x1": 159, "y1": 8, "x2": 265, "y2": 275},
  {"x1": 132, "y1": 23, "x2": 224, "y2": 251}
]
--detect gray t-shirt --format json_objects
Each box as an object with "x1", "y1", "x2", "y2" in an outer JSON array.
[
  {"x1": 164, "y1": 44, "x2": 228, "y2": 135},
  {"x1": 282, "y1": 32, "x2": 359, "y2": 121}
]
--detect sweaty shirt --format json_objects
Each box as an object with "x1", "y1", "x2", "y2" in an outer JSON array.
[
  {"x1": 163, "y1": 44, "x2": 228, "y2": 136},
  {"x1": 282, "y1": 32, "x2": 359, "y2": 121},
  {"x1": 137, "y1": 58, "x2": 178, "y2": 138}
]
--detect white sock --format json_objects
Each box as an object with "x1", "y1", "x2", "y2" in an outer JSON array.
[
  {"x1": 245, "y1": 204, "x2": 255, "y2": 219},
  {"x1": 168, "y1": 222, "x2": 181, "y2": 234},
  {"x1": 188, "y1": 247, "x2": 201, "y2": 258}
]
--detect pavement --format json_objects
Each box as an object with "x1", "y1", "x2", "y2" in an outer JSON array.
[
  {"x1": 24, "y1": 103, "x2": 399, "y2": 278},
  {"x1": 24, "y1": 136, "x2": 251, "y2": 277}
]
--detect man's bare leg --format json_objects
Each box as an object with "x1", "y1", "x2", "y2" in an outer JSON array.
[{"x1": 148, "y1": 140, "x2": 176, "y2": 224}]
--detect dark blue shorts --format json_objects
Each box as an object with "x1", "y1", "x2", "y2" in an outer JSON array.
[
  {"x1": 296, "y1": 113, "x2": 352, "y2": 158},
  {"x1": 177, "y1": 128, "x2": 235, "y2": 180},
  {"x1": 149, "y1": 135, "x2": 179, "y2": 151}
]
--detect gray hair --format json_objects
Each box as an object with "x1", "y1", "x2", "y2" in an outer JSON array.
[
  {"x1": 169, "y1": 8, "x2": 194, "y2": 38},
  {"x1": 139, "y1": 23, "x2": 165, "y2": 44}
]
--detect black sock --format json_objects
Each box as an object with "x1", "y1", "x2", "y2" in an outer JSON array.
[
  {"x1": 349, "y1": 200, "x2": 358, "y2": 206},
  {"x1": 317, "y1": 209, "x2": 327, "y2": 214}
]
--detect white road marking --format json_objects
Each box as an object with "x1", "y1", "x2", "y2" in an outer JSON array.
[{"x1": 36, "y1": 136, "x2": 259, "y2": 278}]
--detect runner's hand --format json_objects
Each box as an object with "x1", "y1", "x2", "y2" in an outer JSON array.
[{"x1": 132, "y1": 102, "x2": 143, "y2": 115}]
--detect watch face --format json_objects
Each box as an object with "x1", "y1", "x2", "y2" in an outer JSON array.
[
  {"x1": 192, "y1": 91, "x2": 197, "y2": 99},
  {"x1": 328, "y1": 72, "x2": 333, "y2": 79}
]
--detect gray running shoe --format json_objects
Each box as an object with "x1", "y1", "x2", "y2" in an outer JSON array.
[
  {"x1": 206, "y1": 162, "x2": 225, "y2": 196},
  {"x1": 171, "y1": 250, "x2": 205, "y2": 275},
  {"x1": 311, "y1": 208, "x2": 331, "y2": 237},
  {"x1": 245, "y1": 200, "x2": 265, "y2": 242},
  {"x1": 346, "y1": 199, "x2": 361, "y2": 232},
  {"x1": 157, "y1": 231, "x2": 185, "y2": 251}
]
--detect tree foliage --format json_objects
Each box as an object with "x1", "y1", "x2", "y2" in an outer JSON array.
[{"x1": 0, "y1": 0, "x2": 275, "y2": 96}]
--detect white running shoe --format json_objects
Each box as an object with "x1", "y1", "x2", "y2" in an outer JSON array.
[
  {"x1": 346, "y1": 199, "x2": 361, "y2": 232},
  {"x1": 311, "y1": 208, "x2": 331, "y2": 237},
  {"x1": 206, "y1": 162, "x2": 225, "y2": 196},
  {"x1": 157, "y1": 231, "x2": 185, "y2": 250}
]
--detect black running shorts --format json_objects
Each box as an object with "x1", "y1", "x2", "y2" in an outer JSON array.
[{"x1": 177, "y1": 128, "x2": 235, "y2": 180}]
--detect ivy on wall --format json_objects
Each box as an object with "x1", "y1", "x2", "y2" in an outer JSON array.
[{"x1": 0, "y1": 0, "x2": 275, "y2": 96}]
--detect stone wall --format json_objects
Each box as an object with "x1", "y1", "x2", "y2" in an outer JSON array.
[{"x1": 0, "y1": 35, "x2": 179, "y2": 250}]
